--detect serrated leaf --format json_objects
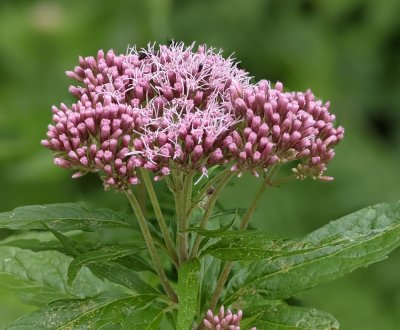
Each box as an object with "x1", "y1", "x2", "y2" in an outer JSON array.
[
  {"x1": 177, "y1": 258, "x2": 201, "y2": 330},
  {"x1": 208, "y1": 208, "x2": 246, "y2": 221},
  {"x1": 88, "y1": 262, "x2": 159, "y2": 295},
  {"x1": 224, "y1": 202, "x2": 400, "y2": 303},
  {"x1": 7, "y1": 294, "x2": 167, "y2": 329},
  {"x1": 0, "y1": 239, "x2": 65, "y2": 253},
  {"x1": 188, "y1": 214, "x2": 237, "y2": 238},
  {"x1": 204, "y1": 231, "x2": 300, "y2": 260},
  {"x1": 1, "y1": 231, "x2": 154, "y2": 283},
  {"x1": 0, "y1": 246, "x2": 125, "y2": 306},
  {"x1": 1, "y1": 229, "x2": 154, "y2": 274},
  {"x1": 191, "y1": 208, "x2": 245, "y2": 227},
  {"x1": 114, "y1": 254, "x2": 154, "y2": 273},
  {"x1": 67, "y1": 244, "x2": 147, "y2": 284},
  {"x1": 40, "y1": 226, "x2": 156, "y2": 294},
  {"x1": 0, "y1": 203, "x2": 138, "y2": 232},
  {"x1": 241, "y1": 302, "x2": 339, "y2": 330},
  {"x1": 43, "y1": 222, "x2": 81, "y2": 257},
  {"x1": 145, "y1": 307, "x2": 171, "y2": 330}
]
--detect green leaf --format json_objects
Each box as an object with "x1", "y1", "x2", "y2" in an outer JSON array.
[
  {"x1": 0, "y1": 203, "x2": 138, "y2": 232},
  {"x1": 7, "y1": 294, "x2": 167, "y2": 329},
  {"x1": 41, "y1": 226, "x2": 156, "y2": 294},
  {"x1": 188, "y1": 212, "x2": 238, "y2": 238},
  {"x1": 1, "y1": 239, "x2": 154, "y2": 275},
  {"x1": 190, "y1": 208, "x2": 245, "y2": 227},
  {"x1": 1, "y1": 229, "x2": 155, "y2": 294},
  {"x1": 67, "y1": 244, "x2": 147, "y2": 284},
  {"x1": 42, "y1": 222, "x2": 81, "y2": 257},
  {"x1": 224, "y1": 202, "x2": 400, "y2": 303},
  {"x1": 208, "y1": 208, "x2": 246, "y2": 221},
  {"x1": 199, "y1": 256, "x2": 221, "y2": 312},
  {"x1": 115, "y1": 254, "x2": 155, "y2": 273},
  {"x1": 0, "y1": 239, "x2": 65, "y2": 253},
  {"x1": 241, "y1": 301, "x2": 339, "y2": 330},
  {"x1": 88, "y1": 262, "x2": 159, "y2": 295},
  {"x1": 204, "y1": 231, "x2": 300, "y2": 260},
  {"x1": 177, "y1": 258, "x2": 201, "y2": 330},
  {"x1": 0, "y1": 246, "x2": 125, "y2": 306}
]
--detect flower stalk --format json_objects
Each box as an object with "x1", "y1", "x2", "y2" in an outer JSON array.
[
  {"x1": 176, "y1": 172, "x2": 195, "y2": 264},
  {"x1": 139, "y1": 168, "x2": 179, "y2": 266},
  {"x1": 208, "y1": 167, "x2": 278, "y2": 310},
  {"x1": 188, "y1": 167, "x2": 233, "y2": 216},
  {"x1": 190, "y1": 171, "x2": 235, "y2": 259},
  {"x1": 124, "y1": 189, "x2": 177, "y2": 302}
]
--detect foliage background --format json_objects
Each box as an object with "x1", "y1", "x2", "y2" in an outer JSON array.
[{"x1": 0, "y1": 0, "x2": 399, "y2": 328}]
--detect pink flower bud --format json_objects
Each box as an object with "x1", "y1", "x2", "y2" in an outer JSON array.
[{"x1": 54, "y1": 158, "x2": 70, "y2": 169}]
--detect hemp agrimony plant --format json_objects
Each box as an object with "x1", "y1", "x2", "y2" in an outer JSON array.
[{"x1": 1, "y1": 42, "x2": 399, "y2": 329}]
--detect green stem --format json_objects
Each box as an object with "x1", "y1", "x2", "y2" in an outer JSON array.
[
  {"x1": 176, "y1": 172, "x2": 194, "y2": 264},
  {"x1": 183, "y1": 173, "x2": 194, "y2": 259},
  {"x1": 208, "y1": 167, "x2": 279, "y2": 310},
  {"x1": 124, "y1": 189, "x2": 177, "y2": 302},
  {"x1": 139, "y1": 168, "x2": 179, "y2": 266},
  {"x1": 190, "y1": 171, "x2": 234, "y2": 259},
  {"x1": 164, "y1": 175, "x2": 176, "y2": 195},
  {"x1": 174, "y1": 172, "x2": 184, "y2": 264},
  {"x1": 136, "y1": 171, "x2": 148, "y2": 218},
  {"x1": 189, "y1": 167, "x2": 232, "y2": 214},
  {"x1": 240, "y1": 174, "x2": 272, "y2": 230},
  {"x1": 208, "y1": 261, "x2": 233, "y2": 313}
]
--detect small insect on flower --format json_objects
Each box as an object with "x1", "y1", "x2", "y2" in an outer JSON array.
[{"x1": 138, "y1": 51, "x2": 149, "y2": 60}]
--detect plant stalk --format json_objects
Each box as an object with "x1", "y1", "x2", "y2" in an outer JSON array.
[
  {"x1": 139, "y1": 169, "x2": 179, "y2": 266},
  {"x1": 176, "y1": 172, "x2": 194, "y2": 264},
  {"x1": 208, "y1": 167, "x2": 278, "y2": 310},
  {"x1": 188, "y1": 167, "x2": 232, "y2": 215},
  {"x1": 124, "y1": 189, "x2": 177, "y2": 302},
  {"x1": 190, "y1": 171, "x2": 234, "y2": 259}
]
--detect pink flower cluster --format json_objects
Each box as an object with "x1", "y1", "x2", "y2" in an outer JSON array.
[
  {"x1": 42, "y1": 42, "x2": 344, "y2": 189},
  {"x1": 227, "y1": 80, "x2": 344, "y2": 180},
  {"x1": 42, "y1": 43, "x2": 249, "y2": 189},
  {"x1": 203, "y1": 306, "x2": 256, "y2": 330}
]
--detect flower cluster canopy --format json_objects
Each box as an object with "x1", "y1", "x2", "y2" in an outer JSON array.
[{"x1": 42, "y1": 42, "x2": 344, "y2": 189}]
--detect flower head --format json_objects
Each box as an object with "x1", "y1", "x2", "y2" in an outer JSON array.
[
  {"x1": 42, "y1": 42, "x2": 343, "y2": 189},
  {"x1": 203, "y1": 305, "x2": 256, "y2": 330},
  {"x1": 227, "y1": 80, "x2": 344, "y2": 180},
  {"x1": 42, "y1": 42, "x2": 250, "y2": 189}
]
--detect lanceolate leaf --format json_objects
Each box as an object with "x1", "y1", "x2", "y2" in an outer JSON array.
[
  {"x1": 43, "y1": 223, "x2": 81, "y2": 257},
  {"x1": 0, "y1": 237, "x2": 154, "y2": 274},
  {"x1": 7, "y1": 294, "x2": 167, "y2": 330},
  {"x1": 241, "y1": 302, "x2": 339, "y2": 330},
  {"x1": 190, "y1": 208, "x2": 245, "y2": 228},
  {"x1": 115, "y1": 254, "x2": 154, "y2": 273},
  {"x1": 67, "y1": 244, "x2": 147, "y2": 284},
  {"x1": 203, "y1": 231, "x2": 300, "y2": 260},
  {"x1": 177, "y1": 258, "x2": 201, "y2": 330},
  {"x1": 188, "y1": 214, "x2": 237, "y2": 238},
  {"x1": 88, "y1": 262, "x2": 159, "y2": 295},
  {"x1": 0, "y1": 239, "x2": 65, "y2": 253},
  {"x1": 224, "y1": 202, "x2": 400, "y2": 303},
  {"x1": 0, "y1": 246, "x2": 125, "y2": 306},
  {"x1": 0, "y1": 203, "x2": 138, "y2": 232},
  {"x1": 1, "y1": 229, "x2": 156, "y2": 294}
]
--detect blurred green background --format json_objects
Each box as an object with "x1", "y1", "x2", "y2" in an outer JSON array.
[{"x1": 0, "y1": 0, "x2": 399, "y2": 328}]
